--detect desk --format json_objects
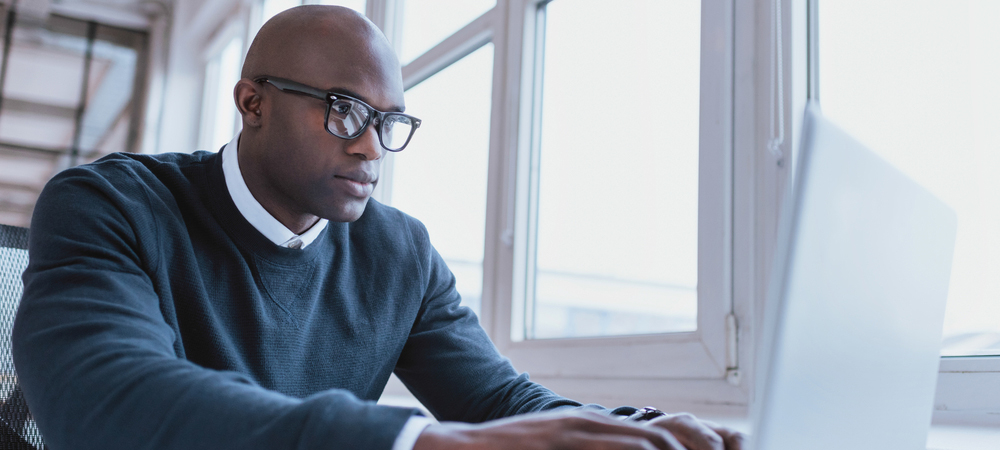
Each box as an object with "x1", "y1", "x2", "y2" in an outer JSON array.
[
  {"x1": 708, "y1": 416, "x2": 1000, "y2": 450},
  {"x1": 926, "y1": 424, "x2": 1000, "y2": 450},
  {"x1": 380, "y1": 390, "x2": 1000, "y2": 449}
]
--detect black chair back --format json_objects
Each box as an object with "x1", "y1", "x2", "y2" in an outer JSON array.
[{"x1": 0, "y1": 225, "x2": 44, "y2": 449}]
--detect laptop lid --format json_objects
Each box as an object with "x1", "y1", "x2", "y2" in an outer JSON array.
[{"x1": 750, "y1": 103, "x2": 957, "y2": 450}]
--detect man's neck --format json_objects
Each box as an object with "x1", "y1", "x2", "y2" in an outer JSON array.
[{"x1": 236, "y1": 137, "x2": 320, "y2": 235}]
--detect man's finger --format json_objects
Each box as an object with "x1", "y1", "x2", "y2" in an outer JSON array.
[
  {"x1": 561, "y1": 429, "x2": 682, "y2": 450},
  {"x1": 646, "y1": 413, "x2": 725, "y2": 450},
  {"x1": 701, "y1": 421, "x2": 748, "y2": 450},
  {"x1": 558, "y1": 413, "x2": 687, "y2": 450}
]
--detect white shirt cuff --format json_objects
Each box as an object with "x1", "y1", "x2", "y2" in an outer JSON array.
[{"x1": 391, "y1": 415, "x2": 434, "y2": 450}]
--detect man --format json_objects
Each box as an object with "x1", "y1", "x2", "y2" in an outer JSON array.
[{"x1": 13, "y1": 6, "x2": 745, "y2": 450}]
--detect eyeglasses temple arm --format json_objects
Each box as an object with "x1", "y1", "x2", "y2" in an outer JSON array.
[{"x1": 256, "y1": 77, "x2": 328, "y2": 101}]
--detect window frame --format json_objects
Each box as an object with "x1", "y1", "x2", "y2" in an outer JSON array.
[
  {"x1": 377, "y1": 0, "x2": 750, "y2": 409},
  {"x1": 384, "y1": 0, "x2": 752, "y2": 409},
  {"x1": 196, "y1": 20, "x2": 245, "y2": 152},
  {"x1": 492, "y1": 0, "x2": 736, "y2": 383}
]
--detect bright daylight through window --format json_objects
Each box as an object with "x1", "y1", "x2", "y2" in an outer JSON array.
[
  {"x1": 526, "y1": 0, "x2": 701, "y2": 339},
  {"x1": 199, "y1": 34, "x2": 243, "y2": 152},
  {"x1": 0, "y1": 12, "x2": 146, "y2": 228},
  {"x1": 389, "y1": 43, "x2": 494, "y2": 317},
  {"x1": 398, "y1": 0, "x2": 495, "y2": 65},
  {"x1": 818, "y1": 0, "x2": 1000, "y2": 356}
]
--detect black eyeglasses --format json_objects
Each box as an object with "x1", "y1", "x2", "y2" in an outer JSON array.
[{"x1": 254, "y1": 76, "x2": 421, "y2": 152}]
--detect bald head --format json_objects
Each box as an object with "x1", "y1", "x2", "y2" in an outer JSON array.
[
  {"x1": 241, "y1": 5, "x2": 402, "y2": 103},
  {"x1": 232, "y1": 5, "x2": 406, "y2": 228}
]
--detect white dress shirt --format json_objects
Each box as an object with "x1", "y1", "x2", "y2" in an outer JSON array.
[
  {"x1": 221, "y1": 132, "x2": 328, "y2": 248},
  {"x1": 220, "y1": 133, "x2": 433, "y2": 449}
]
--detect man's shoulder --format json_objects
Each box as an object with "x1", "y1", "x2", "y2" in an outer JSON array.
[
  {"x1": 347, "y1": 200, "x2": 439, "y2": 281},
  {"x1": 43, "y1": 150, "x2": 216, "y2": 198},
  {"x1": 83, "y1": 150, "x2": 216, "y2": 177},
  {"x1": 35, "y1": 150, "x2": 220, "y2": 230},
  {"x1": 349, "y1": 200, "x2": 435, "y2": 257},
  {"x1": 356, "y1": 199, "x2": 428, "y2": 238},
  {"x1": 359, "y1": 199, "x2": 415, "y2": 222}
]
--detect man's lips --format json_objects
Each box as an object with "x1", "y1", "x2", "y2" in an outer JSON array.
[
  {"x1": 334, "y1": 170, "x2": 377, "y2": 184},
  {"x1": 333, "y1": 170, "x2": 377, "y2": 197}
]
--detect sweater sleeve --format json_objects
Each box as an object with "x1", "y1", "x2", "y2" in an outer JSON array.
[
  {"x1": 392, "y1": 218, "x2": 587, "y2": 423},
  {"x1": 12, "y1": 166, "x2": 420, "y2": 450}
]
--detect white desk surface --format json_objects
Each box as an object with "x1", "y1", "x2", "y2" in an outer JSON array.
[
  {"x1": 709, "y1": 416, "x2": 1000, "y2": 450},
  {"x1": 925, "y1": 424, "x2": 1000, "y2": 450},
  {"x1": 379, "y1": 394, "x2": 1000, "y2": 449}
]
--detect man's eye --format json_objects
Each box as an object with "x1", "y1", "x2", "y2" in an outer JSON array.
[{"x1": 332, "y1": 102, "x2": 353, "y2": 116}]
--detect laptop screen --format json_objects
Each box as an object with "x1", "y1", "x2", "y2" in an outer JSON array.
[{"x1": 751, "y1": 104, "x2": 957, "y2": 450}]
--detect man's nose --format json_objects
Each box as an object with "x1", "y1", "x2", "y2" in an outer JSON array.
[{"x1": 345, "y1": 123, "x2": 383, "y2": 161}]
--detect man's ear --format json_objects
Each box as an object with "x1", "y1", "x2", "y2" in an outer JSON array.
[{"x1": 234, "y1": 79, "x2": 263, "y2": 128}]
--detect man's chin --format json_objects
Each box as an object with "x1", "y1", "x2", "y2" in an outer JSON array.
[{"x1": 320, "y1": 198, "x2": 370, "y2": 223}]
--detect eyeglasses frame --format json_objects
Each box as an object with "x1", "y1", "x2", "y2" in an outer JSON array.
[{"x1": 254, "y1": 76, "x2": 421, "y2": 152}]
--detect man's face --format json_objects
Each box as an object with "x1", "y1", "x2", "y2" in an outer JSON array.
[{"x1": 255, "y1": 31, "x2": 405, "y2": 223}]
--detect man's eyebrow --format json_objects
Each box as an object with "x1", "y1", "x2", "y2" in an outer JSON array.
[{"x1": 328, "y1": 87, "x2": 406, "y2": 113}]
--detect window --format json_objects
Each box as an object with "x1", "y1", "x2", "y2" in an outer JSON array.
[
  {"x1": 486, "y1": 0, "x2": 738, "y2": 397},
  {"x1": 198, "y1": 29, "x2": 243, "y2": 152},
  {"x1": 370, "y1": 0, "x2": 746, "y2": 403},
  {"x1": 812, "y1": 0, "x2": 1000, "y2": 419},
  {"x1": 524, "y1": 0, "x2": 701, "y2": 340},
  {"x1": 398, "y1": 0, "x2": 494, "y2": 64},
  {"x1": 369, "y1": 0, "x2": 742, "y2": 407},
  {"x1": 817, "y1": 1, "x2": 1000, "y2": 357},
  {"x1": 388, "y1": 43, "x2": 494, "y2": 316},
  {"x1": 0, "y1": 10, "x2": 147, "y2": 227}
]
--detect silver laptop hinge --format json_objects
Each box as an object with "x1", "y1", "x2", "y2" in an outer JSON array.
[{"x1": 725, "y1": 313, "x2": 741, "y2": 385}]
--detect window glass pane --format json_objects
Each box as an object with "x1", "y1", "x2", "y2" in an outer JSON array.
[
  {"x1": 818, "y1": 0, "x2": 1000, "y2": 356},
  {"x1": 213, "y1": 37, "x2": 243, "y2": 150},
  {"x1": 389, "y1": 43, "x2": 494, "y2": 316},
  {"x1": 0, "y1": 15, "x2": 88, "y2": 150},
  {"x1": 399, "y1": 0, "x2": 494, "y2": 64},
  {"x1": 0, "y1": 15, "x2": 146, "y2": 230},
  {"x1": 79, "y1": 26, "x2": 145, "y2": 162},
  {"x1": 199, "y1": 35, "x2": 243, "y2": 152},
  {"x1": 529, "y1": 0, "x2": 700, "y2": 339}
]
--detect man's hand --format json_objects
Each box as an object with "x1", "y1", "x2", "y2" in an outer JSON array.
[
  {"x1": 645, "y1": 413, "x2": 748, "y2": 450},
  {"x1": 413, "y1": 411, "x2": 684, "y2": 449},
  {"x1": 412, "y1": 411, "x2": 745, "y2": 450}
]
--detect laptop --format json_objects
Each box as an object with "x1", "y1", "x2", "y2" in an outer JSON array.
[{"x1": 749, "y1": 103, "x2": 958, "y2": 449}]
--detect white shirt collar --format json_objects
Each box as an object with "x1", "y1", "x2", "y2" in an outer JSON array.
[{"x1": 221, "y1": 132, "x2": 328, "y2": 249}]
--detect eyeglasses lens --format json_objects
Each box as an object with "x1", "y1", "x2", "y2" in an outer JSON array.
[
  {"x1": 326, "y1": 98, "x2": 414, "y2": 151},
  {"x1": 327, "y1": 99, "x2": 370, "y2": 137},
  {"x1": 381, "y1": 115, "x2": 414, "y2": 151}
]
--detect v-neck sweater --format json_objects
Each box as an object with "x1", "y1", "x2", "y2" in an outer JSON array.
[{"x1": 12, "y1": 149, "x2": 582, "y2": 450}]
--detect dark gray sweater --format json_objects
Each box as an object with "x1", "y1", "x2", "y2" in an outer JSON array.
[{"x1": 12, "y1": 149, "x2": 581, "y2": 450}]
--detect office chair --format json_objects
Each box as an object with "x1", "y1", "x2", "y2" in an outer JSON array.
[{"x1": 0, "y1": 224, "x2": 44, "y2": 449}]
